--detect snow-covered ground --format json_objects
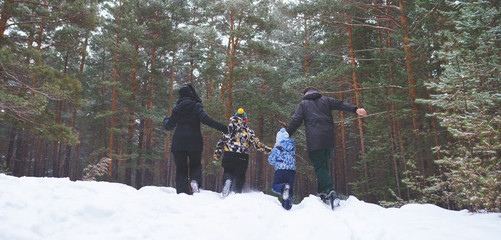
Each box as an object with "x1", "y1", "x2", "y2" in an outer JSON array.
[{"x1": 1, "y1": 173, "x2": 500, "y2": 240}]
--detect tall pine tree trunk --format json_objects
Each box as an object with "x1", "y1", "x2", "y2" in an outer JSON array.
[
  {"x1": 0, "y1": 0, "x2": 13, "y2": 49},
  {"x1": 13, "y1": 134, "x2": 27, "y2": 177},
  {"x1": 224, "y1": 11, "x2": 241, "y2": 119},
  {"x1": 125, "y1": 42, "x2": 139, "y2": 186},
  {"x1": 399, "y1": 0, "x2": 426, "y2": 188},
  {"x1": 101, "y1": 48, "x2": 108, "y2": 158},
  {"x1": 165, "y1": 33, "x2": 177, "y2": 186},
  {"x1": 346, "y1": 13, "x2": 367, "y2": 192},
  {"x1": 189, "y1": 6, "x2": 197, "y2": 85},
  {"x1": 6, "y1": 130, "x2": 16, "y2": 172},
  {"x1": 66, "y1": 31, "x2": 89, "y2": 180},
  {"x1": 109, "y1": 0, "x2": 122, "y2": 175},
  {"x1": 30, "y1": 1, "x2": 46, "y2": 97},
  {"x1": 143, "y1": 19, "x2": 159, "y2": 186},
  {"x1": 135, "y1": 119, "x2": 145, "y2": 188},
  {"x1": 304, "y1": 17, "x2": 309, "y2": 76},
  {"x1": 378, "y1": 15, "x2": 402, "y2": 198}
]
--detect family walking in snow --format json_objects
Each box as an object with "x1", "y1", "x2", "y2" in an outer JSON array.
[{"x1": 164, "y1": 84, "x2": 367, "y2": 210}]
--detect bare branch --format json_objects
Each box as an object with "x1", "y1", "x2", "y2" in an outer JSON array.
[
  {"x1": 352, "y1": 48, "x2": 396, "y2": 53},
  {"x1": 410, "y1": 4, "x2": 441, "y2": 33},
  {"x1": 6, "y1": 18, "x2": 73, "y2": 27},
  {"x1": 350, "y1": 3, "x2": 402, "y2": 29},
  {"x1": 13, "y1": 0, "x2": 62, "y2": 11},
  {"x1": 313, "y1": 17, "x2": 397, "y2": 33},
  {"x1": 333, "y1": 111, "x2": 390, "y2": 124},
  {"x1": 1, "y1": 63, "x2": 62, "y2": 100},
  {"x1": 202, "y1": 39, "x2": 229, "y2": 55},
  {"x1": 321, "y1": 85, "x2": 408, "y2": 95}
]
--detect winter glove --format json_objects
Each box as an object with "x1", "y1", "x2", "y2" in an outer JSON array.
[
  {"x1": 163, "y1": 116, "x2": 170, "y2": 130},
  {"x1": 265, "y1": 147, "x2": 272, "y2": 155}
]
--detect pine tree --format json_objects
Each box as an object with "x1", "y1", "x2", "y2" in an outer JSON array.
[{"x1": 420, "y1": 0, "x2": 500, "y2": 212}]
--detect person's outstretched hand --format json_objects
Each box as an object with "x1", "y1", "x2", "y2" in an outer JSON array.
[{"x1": 356, "y1": 108, "x2": 367, "y2": 116}]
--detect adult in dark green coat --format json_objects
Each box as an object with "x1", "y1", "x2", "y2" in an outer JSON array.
[
  {"x1": 286, "y1": 86, "x2": 367, "y2": 202},
  {"x1": 164, "y1": 84, "x2": 228, "y2": 194}
]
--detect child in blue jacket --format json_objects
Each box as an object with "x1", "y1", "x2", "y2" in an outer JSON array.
[{"x1": 268, "y1": 128, "x2": 296, "y2": 210}]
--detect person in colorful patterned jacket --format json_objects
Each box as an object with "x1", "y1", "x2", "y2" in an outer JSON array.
[
  {"x1": 214, "y1": 108, "x2": 271, "y2": 197},
  {"x1": 268, "y1": 128, "x2": 296, "y2": 210}
]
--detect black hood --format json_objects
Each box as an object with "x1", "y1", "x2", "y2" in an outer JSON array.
[
  {"x1": 173, "y1": 98, "x2": 197, "y2": 116},
  {"x1": 178, "y1": 84, "x2": 202, "y2": 103},
  {"x1": 303, "y1": 88, "x2": 322, "y2": 100}
]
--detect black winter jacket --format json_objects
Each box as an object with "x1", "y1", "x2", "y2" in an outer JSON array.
[
  {"x1": 164, "y1": 85, "x2": 228, "y2": 152},
  {"x1": 286, "y1": 88, "x2": 358, "y2": 152}
]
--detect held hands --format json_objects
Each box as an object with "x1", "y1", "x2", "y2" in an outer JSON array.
[
  {"x1": 266, "y1": 147, "x2": 272, "y2": 155},
  {"x1": 356, "y1": 108, "x2": 367, "y2": 116}
]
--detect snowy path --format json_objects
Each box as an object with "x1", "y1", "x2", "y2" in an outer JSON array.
[{"x1": 1, "y1": 174, "x2": 500, "y2": 240}]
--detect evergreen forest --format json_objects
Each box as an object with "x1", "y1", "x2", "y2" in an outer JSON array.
[{"x1": 1, "y1": 0, "x2": 499, "y2": 212}]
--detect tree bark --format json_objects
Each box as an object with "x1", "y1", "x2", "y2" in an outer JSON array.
[
  {"x1": 101, "y1": 48, "x2": 108, "y2": 158},
  {"x1": 399, "y1": 0, "x2": 425, "y2": 188},
  {"x1": 13, "y1": 134, "x2": 27, "y2": 177},
  {"x1": 6, "y1": 130, "x2": 16, "y2": 172},
  {"x1": 135, "y1": 119, "x2": 145, "y2": 188},
  {"x1": 66, "y1": 31, "x2": 89, "y2": 180},
  {"x1": 125, "y1": 42, "x2": 139, "y2": 186},
  {"x1": 0, "y1": 0, "x2": 13, "y2": 49},
  {"x1": 224, "y1": 11, "x2": 241, "y2": 119},
  {"x1": 304, "y1": 17, "x2": 309, "y2": 76},
  {"x1": 399, "y1": 1, "x2": 419, "y2": 132},
  {"x1": 143, "y1": 16, "x2": 159, "y2": 186},
  {"x1": 346, "y1": 13, "x2": 367, "y2": 192},
  {"x1": 109, "y1": 0, "x2": 122, "y2": 175}
]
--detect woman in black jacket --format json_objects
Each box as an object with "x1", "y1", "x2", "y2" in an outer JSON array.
[{"x1": 164, "y1": 84, "x2": 228, "y2": 194}]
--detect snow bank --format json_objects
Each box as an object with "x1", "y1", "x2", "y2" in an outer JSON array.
[{"x1": 1, "y1": 174, "x2": 500, "y2": 240}]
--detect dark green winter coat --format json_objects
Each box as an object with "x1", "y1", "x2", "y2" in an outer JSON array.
[{"x1": 286, "y1": 88, "x2": 358, "y2": 152}]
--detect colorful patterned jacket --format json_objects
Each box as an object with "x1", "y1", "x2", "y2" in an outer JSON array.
[
  {"x1": 214, "y1": 116, "x2": 271, "y2": 159},
  {"x1": 267, "y1": 139, "x2": 296, "y2": 171}
]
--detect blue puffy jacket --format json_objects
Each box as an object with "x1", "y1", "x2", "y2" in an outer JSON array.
[{"x1": 267, "y1": 139, "x2": 296, "y2": 171}]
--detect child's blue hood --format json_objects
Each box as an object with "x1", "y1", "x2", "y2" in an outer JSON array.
[{"x1": 278, "y1": 139, "x2": 295, "y2": 152}]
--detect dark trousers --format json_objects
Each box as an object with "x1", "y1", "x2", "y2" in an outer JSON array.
[
  {"x1": 221, "y1": 151, "x2": 249, "y2": 193},
  {"x1": 172, "y1": 150, "x2": 202, "y2": 194},
  {"x1": 272, "y1": 169, "x2": 296, "y2": 197},
  {"x1": 308, "y1": 148, "x2": 334, "y2": 194}
]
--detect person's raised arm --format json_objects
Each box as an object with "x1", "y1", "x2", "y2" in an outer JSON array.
[
  {"x1": 286, "y1": 104, "x2": 304, "y2": 137},
  {"x1": 197, "y1": 104, "x2": 228, "y2": 134},
  {"x1": 328, "y1": 97, "x2": 358, "y2": 113},
  {"x1": 248, "y1": 128, "x2": 271, "y2": 154}
]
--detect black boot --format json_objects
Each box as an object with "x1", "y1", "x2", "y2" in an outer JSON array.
[
  {"x1": 281, "y1": 184, "x2": 292, "y2": 210},
  {"x1": 327, "y1": 190, "x2": 340, "y2": 210}
]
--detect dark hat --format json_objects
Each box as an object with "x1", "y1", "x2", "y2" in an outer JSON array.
[
  {"x1": 178, "y1": 85, "x2": 193, "y2": 98},
  {"x1": 302, "y1": 86, "x2": 318, "y2": 95}
]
